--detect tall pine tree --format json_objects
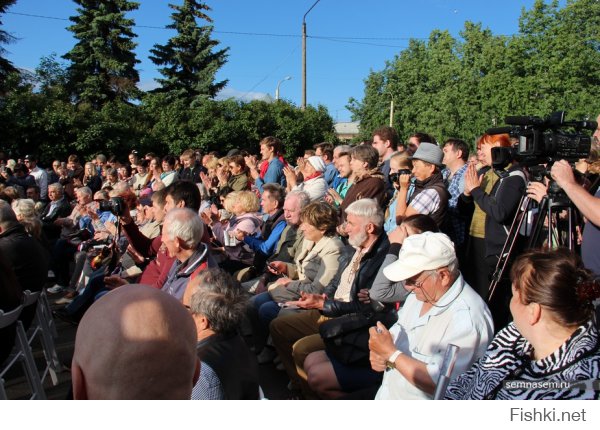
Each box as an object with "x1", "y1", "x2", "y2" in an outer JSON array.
[
  {"x1": 149, "y1": 0, "x2": 228, "y2": 103},
  {"x1": 63, "y1": 0, "x2": 140, "y2": 107},
  {"x1": 0, "y1": 0, "x2": 17, "y2": 89}
]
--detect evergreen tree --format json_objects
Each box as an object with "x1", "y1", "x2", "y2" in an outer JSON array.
[
  {"x1": 149, "y1": 0, "x2": 229, "y2": 103},
  {"x1": 0, "y1": 0, "x2": 17, "y2": 89},
  {"x1": 63, "y1": 0, "x2": 140, "y2": 107}
]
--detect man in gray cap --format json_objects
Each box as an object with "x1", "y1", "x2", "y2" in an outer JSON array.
[
  {"x1": 394, "y1": 142, "x2": 449, "y2": 227},
  {"x1": 368, "y1": 232, "x2": 493, "y2": 400}
]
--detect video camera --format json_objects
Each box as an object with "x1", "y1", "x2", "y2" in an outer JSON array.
[{"x1": 487, "y1": 111, "x2": 596, "y2": 168}]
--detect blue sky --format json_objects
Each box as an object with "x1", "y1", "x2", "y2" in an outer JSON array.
[{"x1": 3, "y1": 0, "x2": 550, "y2": 122}]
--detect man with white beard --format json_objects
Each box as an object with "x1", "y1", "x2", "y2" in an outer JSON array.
[{"x1": 269, "y1": 198, "x2": 391, "y2": 397}]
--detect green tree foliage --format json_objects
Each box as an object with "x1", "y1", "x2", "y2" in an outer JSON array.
[
  {"x1": 63, "y1": 0, "x2": 140, "y2": 108},
  {"x1": 0, "y1": 0, "x2": 17, "y2": 91},
  {"x1": 149, "y1": 0, "x2": 228, "y2": 103},
  {"x1": 348, "y1": 0, "x2": 600, "y2": 147},
  {"x1": 143, "y1": 95, "x2": 336, "y2": 158},
  {"x1": 1, "y1": 1, "x2": 334, "y2": 162}
]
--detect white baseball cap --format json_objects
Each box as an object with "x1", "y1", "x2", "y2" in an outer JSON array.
[{"x1": 383, "y1": 232, "x2": 456, "y2": 282}]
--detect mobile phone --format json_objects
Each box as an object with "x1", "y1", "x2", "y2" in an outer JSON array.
[
  {"x1": 267, "y1": 263, "x2": 280, "y2": 274},
  {"x1": 277, "y1": 303, "x2": 299, "y2": 309}
]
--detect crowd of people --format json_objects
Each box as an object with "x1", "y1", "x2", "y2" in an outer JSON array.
[{"x1": 1, "y1": 118, "x2": 599, "y2": 400}]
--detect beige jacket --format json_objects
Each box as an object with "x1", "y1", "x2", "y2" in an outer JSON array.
[{"x1": 284, "y1": 235, "x2": 344, "y2": 295}]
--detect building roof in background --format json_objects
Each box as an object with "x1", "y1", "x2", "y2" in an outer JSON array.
[{"x1": 334, "y1": 122, "x2": 360, "y2": 135}]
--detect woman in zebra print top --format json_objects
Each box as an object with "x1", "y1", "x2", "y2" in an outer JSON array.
[{"x1": 446, "y1": 248, "x2": 600, "y2": 400}]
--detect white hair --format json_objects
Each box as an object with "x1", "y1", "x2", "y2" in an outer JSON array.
[
  {"x1": 11, "y1": 198, "x2": 38, "y2": 220},
  {"x1": 344, "y1": 198, "x2": 384, "y2": 229},
  {"x1": 48, "y1": 182, "x2": 64, "y2": 195},
  {"x1": 164, "y1": 208, "x2": 203, "y2": 248},
  {"x1": 77, "y1": 186, "x2": 93, "y2": 197},
  {"x1": 334, "y1": 144, "x2": 352, "y2": 154},
  {"x1": 286, "y1": 190, "x2": 310, "y2": 209}
]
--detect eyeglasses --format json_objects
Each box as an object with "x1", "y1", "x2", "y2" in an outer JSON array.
[{"x1": 404, "y1": 271, "x2": 435, "y2": 288}]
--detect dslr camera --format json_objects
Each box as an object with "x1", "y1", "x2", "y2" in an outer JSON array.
[
  {"x1": 389, "y1": 169, "x2": 412, "y2": 184},
  {"x1": 98, "y1": 196, "x2": 125, "y2": 216}
]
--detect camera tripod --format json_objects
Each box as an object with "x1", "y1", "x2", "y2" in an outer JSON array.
[{"x1": 488, "y1": 181, "x2": 580, "y2": 300}]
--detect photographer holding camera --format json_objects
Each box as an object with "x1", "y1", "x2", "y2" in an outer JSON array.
[
  {"x1": 383, "y1": 152, "x2": 413, "y2": 233},
  {"x1": 552, "y1": 158, "x2": 600, "y2": 276}
]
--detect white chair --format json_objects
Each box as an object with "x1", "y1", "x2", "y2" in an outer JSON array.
[
  {"x1": 38, "y1": 289, "x2": 58, "y2": 338},
  {"x1": 0, "y1": 305, "x2": 47, "y2": 400},
  {"x1": 22, "y1": 290, "x2": 63, "y2": 386}
]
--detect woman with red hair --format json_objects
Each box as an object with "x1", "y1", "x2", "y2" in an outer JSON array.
[{"x1": 460, "y1": 133, "x2": 526, "y2": 307}]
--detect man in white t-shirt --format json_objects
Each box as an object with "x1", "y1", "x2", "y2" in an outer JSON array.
[
  {"x1": 24, "y1": 154, "x2": 48, "y2": 201},
  {"x1": 369, "y1": 232, "x2": 494, "y2": 400}
]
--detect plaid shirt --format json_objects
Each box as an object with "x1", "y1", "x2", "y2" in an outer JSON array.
[
  {"x1": 191, "y1": 362, "x2": 224, "y2": 400},
  {"x1": 409, "y1": 188, "x2": 441, "y2": 215},
  {"x1": 443, "y1": 163, "x2": 468, "y2": 245}
]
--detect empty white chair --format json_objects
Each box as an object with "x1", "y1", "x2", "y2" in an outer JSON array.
[
  {"x1": 22, "y1": 290, "x2": 62, "y2": 386},
  {"x1": 0, "y1": 304, "x2": 47, "y2": 400}
]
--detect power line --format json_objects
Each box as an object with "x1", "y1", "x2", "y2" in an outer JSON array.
[
  {"x1": 6, "y1": 11, "x2": 430, "y2": 40},
  {"x1": 240, "y1": 44, "x2": 300, "y2": 99},
  {"x1": 312, "y1": 36, "x2": 408, "y2": 49}
]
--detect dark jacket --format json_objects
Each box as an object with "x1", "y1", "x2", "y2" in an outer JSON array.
[
  {"x1": 460, "y1": 165, "x2": 526, "y2": 257},
  {"x1": 0, "y1": 223, "x2": 49, "y2": 293},
  {"x1": 40, "y1": 197, "x2": 73, "y2": 241},
  {"x1": 162, "y1": 244, "x2": 210, "y2": 300},
  {"x1": 197, "y1": 333, "x2": 260, "y2": 400},
  {"x1": 0, "y1": 223, "x2": 49, "y2": 329},
  {"x1": 321, "y1": 232, "x2": 391, "y2": 317},
  {"x1": 179, "y1": 166, "x2": 202, "y2": 183},
  {"x1": 339, "y1": 170, "x2": 387, "y2": 223},
  {"x1": 380, "y1": 158, "x2": 395, "y2": 204},
  {"x1": 83, "y1": 175, "x2": 102, "y2": 193}
]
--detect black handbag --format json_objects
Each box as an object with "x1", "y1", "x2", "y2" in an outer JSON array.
[{"x1": 319, "y1": 310, "x2": 398, "y2": 367}]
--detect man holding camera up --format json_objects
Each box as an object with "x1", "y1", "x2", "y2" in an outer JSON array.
[
  {"x1": 395, "y1": 142, "x2": 449, "y2": 227},
  {"x1": 551, "y1": 113, "x2": 600, "y2": 276}
]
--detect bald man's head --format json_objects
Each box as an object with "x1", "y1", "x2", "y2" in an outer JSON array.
[{"x1": 71, "y1": 284, "x2": 199, "y2": 399}]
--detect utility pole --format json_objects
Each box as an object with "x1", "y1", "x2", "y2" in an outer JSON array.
[{"x1": 302, "y1": 0, "x2": 321, "y2": 110}]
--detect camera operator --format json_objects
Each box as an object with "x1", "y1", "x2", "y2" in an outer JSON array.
[
  {"x1": 461, "y1": 133, "x2": 526, "y2": 304},
  {"x1": 551, "y1": 159, "x2": 600, "y2": 276}
]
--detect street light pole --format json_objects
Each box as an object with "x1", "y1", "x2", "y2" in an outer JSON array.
[
  {"x1": 275, "y1": 76, "x2": 292, "y2": 101},
  {"x1": 302, "y1": 0, "x2": 321, "y2": 111}
]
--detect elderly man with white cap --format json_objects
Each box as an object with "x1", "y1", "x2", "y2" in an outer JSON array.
[
  {"x1": 283, "y1": 155, "x2": 328, "y2": 201},
  {"x1": 368, "y1": 231, "x2": 493, "y2": 400},
  {"x1": 395, "y1": 142, "x2": 449, "y2": 227}
]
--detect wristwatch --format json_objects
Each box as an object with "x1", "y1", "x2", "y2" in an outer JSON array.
[{"x1": 386, "y1": 350, "x2": 402, "y2": 371}]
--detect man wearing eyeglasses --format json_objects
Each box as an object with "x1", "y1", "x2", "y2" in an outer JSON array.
[{"x1": 368, "y1": 232, "x2": 494, "y2": 400}]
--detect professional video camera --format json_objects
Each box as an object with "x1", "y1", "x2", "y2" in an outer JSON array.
[
  {"x1": 487, "y1": 111, "x2": 596, "y2": 167},
  {"x1": 486, "y1": 112, "x2": 595, "y2": 303}
]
